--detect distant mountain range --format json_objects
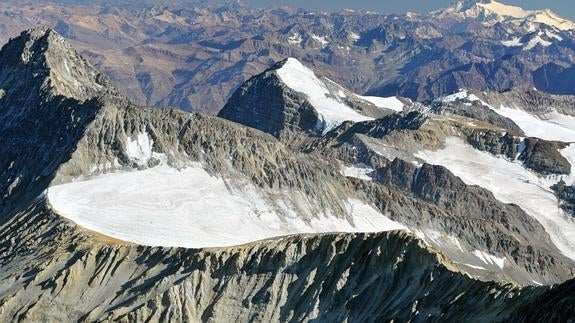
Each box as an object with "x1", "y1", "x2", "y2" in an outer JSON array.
[{"x1": 1, "y1": 0, "x2": 575, "y2": 113}]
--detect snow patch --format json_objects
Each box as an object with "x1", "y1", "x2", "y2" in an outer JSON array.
[
  {"x1": 359, "y1": 95, "x2": 405, "y2": 112},
  {"x1": 342, "y1": 163, "x2": 374, "y2": 181},
  {"x1": 461, "y1": 263, "x2": 487, "y2": 270},
  {"x1": 126, "y1": 132, "x2": 153, "y2": 166},
  {"x1": 439, "y1": 89, "x2": 469, "y2": 103},
  {"x1": 473, "y1": 250, "x2": 506, "y2": 269},
  {"x1": 523, "y1": 35, "x2": 552, "y2": 50},
  {"x1": 288, "y1": 33, "x2": 303, "y2": 45},
  {"x1": 311, "y1": 34, "x2": 330, "y2": 48},
  {"x1": 501, "y1": 37, "x2": 523, "y2": 47},
  {"x1": 47, "y1": 165, "x2": 407, "y2": 248},
  {"x1": 544, "y1": 30, "x2": 563, "y2": 41}
]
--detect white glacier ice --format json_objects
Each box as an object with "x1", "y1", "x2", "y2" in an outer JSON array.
[
  {"x1": 358, "y1": 96, "x2": 405, "y2": 112},
  {"x1": 492, "y1": 106, "x2": 575, "y2": 142},
  {"x1": 47, "y1": 165, "x2": 407, "y2": 248}
]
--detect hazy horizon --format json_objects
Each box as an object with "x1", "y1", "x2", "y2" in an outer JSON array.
[{"x1": 244, "y1": 0, "x2": 575, "y2": 19}]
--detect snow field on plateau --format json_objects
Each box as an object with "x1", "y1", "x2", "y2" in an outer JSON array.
[{"x1": 47, "y1": 165, "x2": 407, "y2": 248}]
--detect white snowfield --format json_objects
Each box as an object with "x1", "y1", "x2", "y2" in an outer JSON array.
[
  {"x1": 476, "y1": 1, "x2": 575, "y2": 30},
  {"x1": 47, "y1": 165, "x2": 407, "y2": 248},
  {"x1": 276, "y1": 58, "x2": 402, "y2": 133},
  {"x1": 358, "y1": 96, "x2": 405, "y2": 112},
  {"x1": 417, "y1": 137, "x2": 575, "y2": 260},
  {"x1": 493, "y1": 106, "x2": 575, "y2": 143}
]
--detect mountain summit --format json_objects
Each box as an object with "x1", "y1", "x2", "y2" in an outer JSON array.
[
  {"x1": 219, "y1": 57, "x2": 404, "y2": 138},
  {"x1": 0, "y1": 27, "x2": 117, "y2": 103},
  {"x1": 440, "y1": 0, "x2": 575, "y2": 30}
]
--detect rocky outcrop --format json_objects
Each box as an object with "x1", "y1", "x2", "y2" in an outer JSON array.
[
  {"x1": 518, "y1": 138, "x2": 570, "y2": 175},
  {"x1": 552, "y1": 181, "x2": 575, "y2": 218},
  {"x1": 465, "y1": 130, "x2": 519, "y2": 160},
  {"x1": 431, "y1": 100, "x2": 525, "y2": 135}
]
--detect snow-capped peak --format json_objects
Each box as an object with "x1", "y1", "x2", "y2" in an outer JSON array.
[
  {"x1": 275, "y1": 58, "x2": 373, "y2": 133},
  {"x1": 476, "y1": 1, "x2": 529, "y2": 19},
  {"x1": 441, "y1": 0, "x2": 575, "y2": 31}
]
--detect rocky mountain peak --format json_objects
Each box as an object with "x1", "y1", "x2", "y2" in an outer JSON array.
[
  {"x1": 0, "y1": 27, "x2": 117, "y2": 103},
  {"x1": 219, "y1": 57, "x2": 401, "y2": 139}
]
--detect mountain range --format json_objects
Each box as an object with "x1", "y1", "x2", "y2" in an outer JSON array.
[{"x1": 1, "y1": 0, "x2": 575, "y2": 113}]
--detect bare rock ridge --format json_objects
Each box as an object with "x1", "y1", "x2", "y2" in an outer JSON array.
[
  {"x1": 0, "y1": 201, "x2": 551, "y2": 322},
  {"x1": 0, "y1": 27, "x2": 122, "y2": 217},
  {"x1": 0, "y1": 27, "x2": 574, "y2": 321}
]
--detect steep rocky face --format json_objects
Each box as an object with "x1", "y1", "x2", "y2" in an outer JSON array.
[
  {"x1": 518, "y1": 138, "x2": 570, "y2": 175},
  {"x1": 552, "y1": 181, "x2": 575, "y2": 218},
  {"x1": 0, "y1": 27, "x2": 121, "y2": 217},
  {"x1": 217, "y1": 63, "x2": 321, "y2": 138},
  {"x1": 219, "y1": 58, "x2": 391, "y2": 139}
]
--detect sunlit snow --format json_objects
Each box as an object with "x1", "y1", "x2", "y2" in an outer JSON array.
[
  {"x1": 276, "y1": 58, "x2": 374, "y2": 133},
  {"x1": 493, "y1": 106, "x2": 575, "y2": 142},
  {"x1": 47, "y1": 165, "x2": 407, "y2": 248},
  {"x1": 359, "y1": 96, "x2": 405, "y2": 112},
  {"x1": 416, "y1": 137, "x2": 575, "y2": 260},
  {"x1": 126, "y1": 132, "x2": 153, "y2": 166},
  {"x1": 342, "y1": 163, "x2": 374, "y2": 181}
]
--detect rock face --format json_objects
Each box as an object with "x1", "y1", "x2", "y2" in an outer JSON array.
[
  {"x1": 1, "y1": 27, "x2": 575, "y2": 321},
  {"x1": 0, "y1": 27, "x2": 120, "y2": 217},
  {"x1": 552, "y1": 181, "x2": 575, "y2": 218},
  {"x1": 218, "y1": 58, "x2": 389, "y2": 139},
  {"x1": 431, "y1": 100, "x2": 525, "y2": 135},
  {"x1": 217, "y1": 62, "x2": 321, "y2": 138},
  {"x1": 518, "y1": 138, "x2": 570, "y2": 175}
]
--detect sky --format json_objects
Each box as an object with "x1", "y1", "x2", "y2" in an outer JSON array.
[{"x1": 244, "y1": 1, "x2": 575, "y2": 19}]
